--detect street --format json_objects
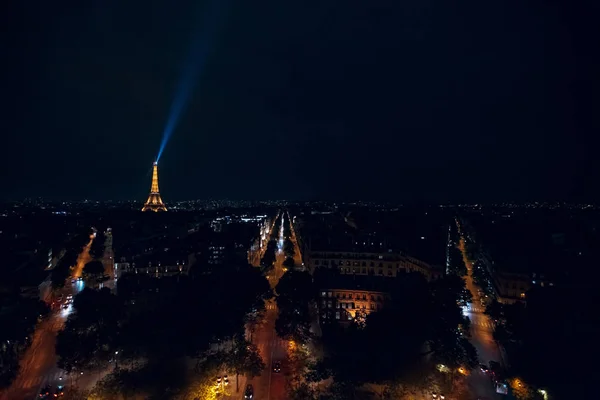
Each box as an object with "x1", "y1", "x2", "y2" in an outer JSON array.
[
  {"x1": 458, "y1": 238, "x2": 502, "y2": 399},
  {"x1": 244, "y1": 213, "x2": 305, "y2": 400},
  {"x1": 0, "y1": 239, "x2": 92, "y2": 400}
]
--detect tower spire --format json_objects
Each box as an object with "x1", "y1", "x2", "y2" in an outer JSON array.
[
  {"x1": 142, "y1": 161, "x2": 167, "y2": 212},
  {"x1": 151, "y1": 161, "x2": 160, "y2": 193}
]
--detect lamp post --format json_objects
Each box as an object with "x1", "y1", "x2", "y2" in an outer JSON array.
[{"x1": 114, "y1": 351, "x2": 119, "y2": 370}]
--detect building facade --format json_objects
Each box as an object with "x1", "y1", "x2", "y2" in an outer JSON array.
[
  {"x1": 318, "y1": 287, "x2": 391, "y2": 324},
  {"x1": 306, "y1": 250, "x2": 444, "y2": 281}
]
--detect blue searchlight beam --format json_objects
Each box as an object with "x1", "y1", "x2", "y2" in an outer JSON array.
[{"x1": 156, "y1": 0, "x2": 228, "y2": 162}]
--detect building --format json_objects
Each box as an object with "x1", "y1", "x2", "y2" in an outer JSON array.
[
  {"x1": 306, "y1": 250, "x2": 444, "y2": 281},
  {"x1": 463, "y1": 209, "x2": 599, "y2": 304},
  {"x1": 142, "y1": 161, "x2": 167, "y2": 212},
  {"x1": 315, "y1": 272, "x2": 394, "y2": 325},
  {"x1": 116, "y1": 258, "x2": 191, "y2": 278}
]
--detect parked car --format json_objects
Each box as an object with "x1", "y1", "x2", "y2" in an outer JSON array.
[
  {"x1": 244, "y1": 384, "x2": 254, "y2": 399},
  {"x1": 273, "y1": 361, "x2": 281, "y2": 373},
  {"x1": 39, "y1": 385, "x2": 52, "y2": 399}
]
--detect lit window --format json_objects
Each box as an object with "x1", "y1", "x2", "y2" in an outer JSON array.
[{"x1": 520, "y1": 292, "x2": 525, "y2": 298}]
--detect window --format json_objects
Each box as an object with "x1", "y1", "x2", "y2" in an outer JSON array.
[
  {"x1": 370, "y1": 303, "x2": 375, "y2": 310},
  {"x1": 348, "y1": 294, "x2": 353, "y2": 299},
  {"x1": 362, "y1": 268, "x2": 366, "y2": 274},
  {"x1": 520, "y1": 292, "x2": 526, "y2": 299},
  {"x1": 321, "y1": 291, "x2": 326, "y2": 297},
  {"x1": 335, "y1": 311, "x2": 340, "y2": 320}
]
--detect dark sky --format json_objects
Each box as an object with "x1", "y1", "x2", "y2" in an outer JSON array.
[{"x1": 3, "y1": 1, "x2": 599, "y2": 202}]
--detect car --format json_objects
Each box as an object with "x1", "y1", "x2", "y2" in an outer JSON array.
[
  {"x1": 39, "y1": 385, "x2": 52, "y2": 398},
  {"x1": 53, "y1": 385, "x2": 65, "y2": 397},
  {"x1": 244, "y1": 384, "x2": 254, "y2": 399},
  {"x1": 479, "y1": 364, "x2": 489, "y2": 373},
  {"x1": 62, "y1": 304, "x2": 69, "y2": 310},
  {"x1": 273, "y1": 361, "x2": 281, "y2": 373}
]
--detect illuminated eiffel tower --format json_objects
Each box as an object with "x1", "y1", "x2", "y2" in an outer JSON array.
[{"x1": 142, "y1": 162, "x2": 167, "y2": 212}]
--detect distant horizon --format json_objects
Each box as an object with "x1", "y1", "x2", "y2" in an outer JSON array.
[{"x1": 3, "y1": 198, "x2": 597, "y2": 206}]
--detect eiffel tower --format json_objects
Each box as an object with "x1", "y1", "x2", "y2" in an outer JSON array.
[{"x1": 142, "y1": 162, "x2": 167, "y2": 212}]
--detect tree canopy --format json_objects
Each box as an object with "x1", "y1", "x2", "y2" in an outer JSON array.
[
  {"x1": 83, "y1": 260, "x2": 105, "y2": 278},
  {"x1": 317, "y1": 273, "x2": 477, "y2": 387},
  {"x1": 275, "y1": 270, "x2": 314, "y2": 343}
]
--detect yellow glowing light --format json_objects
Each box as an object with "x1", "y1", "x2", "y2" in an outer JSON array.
[{"x1": 142, "y1": 162, "x2": 167, "y2": 212}]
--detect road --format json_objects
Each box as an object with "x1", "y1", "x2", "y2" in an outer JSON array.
[
  {"x1": 285, "y1": 211, "x2": 304, "y2": 271},
  {"x1": 458, "y1": 238, "x2": 502, "y2": 399},
  {"x1": 249, "y1": 212, "x2": 280, "y2": 268},
  {"x1": 0, "y1": 240, "x2": 92, "y2": 400},
  {"x1": 246, "y1": 214, "x2": 300, "y2": 400}
]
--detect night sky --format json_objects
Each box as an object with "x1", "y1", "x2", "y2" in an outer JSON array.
[{"x1": 4, "y1": 1, "x2": 599, "y2": 202}]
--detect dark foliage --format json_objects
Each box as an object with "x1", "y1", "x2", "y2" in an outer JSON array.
[
  {"x1": 275, "y1": 270, "x2": 314, "y2": 343},
  {"x1": 83, "y1": 260, "x2": 105, "y2": 278},
  {"x1": 319, "y1": 273, "x2": 477, "y2": 385}
]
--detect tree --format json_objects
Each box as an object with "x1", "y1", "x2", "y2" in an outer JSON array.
[
  {"x1": 448, "y1": 247, "x2": 467, "y2": 276},
  {"x1": 282, "y1": 257, "x2": 295, "y2": 269},
  {"x1": 89, "y1": 232, "x2": 105, "y2": 259},
  {"x1": 275, "y1": 271, "x2": 314, "y2": 343},
  {"x1": 283, "y1": 238, "x2": 295, "y2": 257},
  {"x1": 51, "y1": 250, "x2": 78, "y2": 289},
  {"x1": 288, "y1": 383, "x2": 318, "y2": 400},
  {"x1": 83, "y1": 260, "x2": 105, "y2": 279},
  {"x1": 430, "y1": 274, "x2": 472, "y2": 307},
  {"x1": 245, "y1": 303, "x2": 266, "y2": 342},
  {"x1": 353, "y1": 309, "x2": 368, "y2": 329},
  {"x1": 226, "y1": 336, "x2": 265, "y2": 392},
  {"x1": 508, "y1": 378, "x2": 538, "y2": 400},
  {"x1": 484, "y1": 299, "x2": 503, "y2": 322},
  {"x1": 56, "y1": 288, "x2": 123, "y2": 372},
  {"x1": 0, "y1": 297, "x2": 49, "y2": 388}
]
